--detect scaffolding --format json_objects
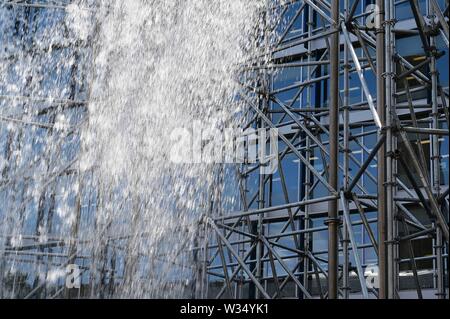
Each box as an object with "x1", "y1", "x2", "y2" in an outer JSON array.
[
  {"x1": 203, "y1": 0, "x2": 449, "y2": 299},
  {"x1": 0, "y1": 0, "x2": 449, "y2": 299}
]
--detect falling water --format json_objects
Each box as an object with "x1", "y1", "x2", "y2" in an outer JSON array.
[
  {"x1": 0, "y1": 0, "x2": 274, "y2": 298},
  {"x1": 80, "y1": 0, "x2": 265, "y2": 298}
]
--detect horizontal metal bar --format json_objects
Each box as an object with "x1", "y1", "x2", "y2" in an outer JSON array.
[
  {"x1": 214, "y1": 196, "x2": 337, "y2": 221},
  {"x1": 398, "y1": 228, "x2": 435, "y2": 242},
  {"x1": 402, "y1": 127, "x2": 449, "y2": 136}
]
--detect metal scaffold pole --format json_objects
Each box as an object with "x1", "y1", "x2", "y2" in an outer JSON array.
[
  {"x1": 342, "y1": 0, "x2": 351, "y2": 299},
  {"x1": 384, "y1": 0, "x2": 397, "y2": 299},
  {"x1": 376, "y1": 0, "x2": 387, "y2": 299},
  {"x1": 327, "y1": 0, "x2": 340, "y2": 300}
]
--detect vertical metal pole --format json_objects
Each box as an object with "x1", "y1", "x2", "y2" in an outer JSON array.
[
  {"x1": 327, "y1": 0, "x2": 340, "y2": 300},
  {"x1": 435, "y1": 227, "x2": 445, "y2": 298},
  {"x1": 385, "y1": 0, "x2": 397, "y2": 298},
  {"x1": 304, "y1": 135, "x2": 311, "y2": 295},
  {"x1": 202, "y1": 221, "x2": 210, "y2": 299},
  {"x1": 303, "y1": 3, "x2": 314, "y2": 297},
  {"x1": 342, "y1": 0, "x2": 351, "y2": 300},
  {"x1": 255, "y1": 3, "x2": 270, "y2": 298},
  {"x1": 429, "y1": 4, "x2": 446, "y2": 298},
  {"x1": 342, "y1": 206, "x2": 350, "y2": 299},
  {"x1": 376, "y1": 0, "x2": 387, "y2": 299},
  {"x1": 256, "y1": 153, "x2": 264, "y2": 300}
]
